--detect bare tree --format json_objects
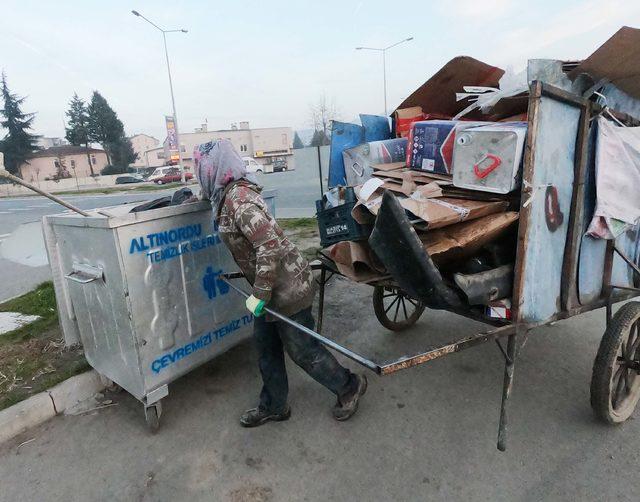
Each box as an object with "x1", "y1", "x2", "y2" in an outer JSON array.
[{"x1": 309, "y1": 94, "x2": 339, "y2": 146}]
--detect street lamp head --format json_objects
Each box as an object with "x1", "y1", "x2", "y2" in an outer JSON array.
[
  {"x1": 181, "y1": 29, "x2": 188, "y2": 33},
  {"x1": 131, "y1": 10, "x2": 140, "y2": 16},
  {"x1": 355, "y1": 47, "x2": 363, "y2": 50},
  {"x1": 406, "y1": 37, "x2": 414, "y2": 41}
]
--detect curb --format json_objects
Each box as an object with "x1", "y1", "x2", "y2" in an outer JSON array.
[{"x1": 0, "y1": 370, "x2": 106, "y2": 445}]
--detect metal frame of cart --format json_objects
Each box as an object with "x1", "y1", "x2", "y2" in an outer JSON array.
[{"x1": 267, "y1": 81, "x2": 640, "y2": 451}]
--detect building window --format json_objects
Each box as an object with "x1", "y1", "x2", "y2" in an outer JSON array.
[
  {"x1": 70, "y1": 160, "x2": 76, "y2": 169},
  {"x1": 282, "y1": 133, "x2": 287, "y2": 145},
  {"x1": 91, "y1": 155, "x2": 96, "y2": 165},
  {"x1": 54, "y1": 160, "x2": 60, "y2": 168},
  {"x1": 240, "y1": 144, "x2": 248, "y2": 152},
  {"x1": 180, "y1": 145, "x2": 186, "y2": 152}
]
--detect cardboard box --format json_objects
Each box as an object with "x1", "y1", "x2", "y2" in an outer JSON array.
[
  {"x1": 401, "y1": 197, "x2": 508, "y2": 229},
  {"x1": 407, "y1": 120, "x2": 492, "y2": 174}
]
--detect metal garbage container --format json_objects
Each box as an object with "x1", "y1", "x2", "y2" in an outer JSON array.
[{"x1": 42, "y1": 190, "x2": 277, "y2": 430}]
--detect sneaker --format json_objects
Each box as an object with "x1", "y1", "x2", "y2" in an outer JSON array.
[
  {"x1": 239, "y1": 405, "x2": 291, "y2": 428},
  {"x1": 333, "y1": 374, "x2": 368, "y2": 421}
]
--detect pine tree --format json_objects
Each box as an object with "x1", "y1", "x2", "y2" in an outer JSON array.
[
  {"x1": 293, "y1": 131, "x2": 304, "y2": 149},
  {"x1": 65, "y1": 93, "x2": 94, "y2": 175},
  {"x1": 87, "y1": 91, "x2": 125, "y2": 165},
  {"x1": 310, "y1": 129, "x2": 329, "y2": 147},
  {"x1": 108, "y1": 134, "x2": 137, "y2": 169},
  {"x1": 0, "y1": 72, "x2": 41, "y2": 176}
]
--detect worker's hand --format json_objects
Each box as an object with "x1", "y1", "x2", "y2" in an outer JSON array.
[{"x1": 245, "y1": 295, "x2": 266, "y2": 317}]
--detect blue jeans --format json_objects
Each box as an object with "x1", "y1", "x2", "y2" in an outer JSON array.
[{"x1": 253, "y1": 307, "x2": 356, "y2": 413}]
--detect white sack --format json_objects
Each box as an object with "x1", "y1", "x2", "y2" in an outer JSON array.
[{"x1": 587, "y1": 117, "x2": 640, "y2": 238}]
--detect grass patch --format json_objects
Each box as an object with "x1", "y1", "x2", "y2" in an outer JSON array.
[
  {"x1": 276, "y1": 217, "x2": 317, "y2": 231},
  {"x1": 0, "y1": 282, "x2": 88, "y2": 411},
  {"x1": 0, "y1": 282, "x2": 58, "y2": 346}
]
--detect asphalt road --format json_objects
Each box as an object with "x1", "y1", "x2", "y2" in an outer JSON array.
[
  {"x1": 0, "y1": 168, "x2": 321, "y2": 302},
  {"x1": 1, "y1": 277, "x2": 638, "y2": 501}
]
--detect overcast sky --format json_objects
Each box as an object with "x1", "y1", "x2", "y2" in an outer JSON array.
[{"x1": 2, "y1": 0, "x2": 639, "y2": 141}]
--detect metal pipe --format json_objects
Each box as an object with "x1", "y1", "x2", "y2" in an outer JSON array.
[
  {"x1": 316, "y1": 145, "x2": 324, "y2": 198},
  {"x1": 220, "y1": 276, "x2": 380, "y2": 373},
  {"x1": 317, "y1": 266, "x2": 326, "y2": 334},
  {"x1": 497, "y1": 333, "x2": 518, "y2": 452},
  {"x1": 0, "y1": 168, "x2": 90, "y2": 216}
]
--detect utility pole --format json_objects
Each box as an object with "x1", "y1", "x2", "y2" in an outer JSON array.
[
  {"x1": 356, "y1": 37, "x2": 413, "y2": 116},
  {"x1": 132, "y1": 10, "x2": 188, "y2": 183}
]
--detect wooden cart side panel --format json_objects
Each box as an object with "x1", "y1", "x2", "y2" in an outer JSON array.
[
  {"x1": 513, "y1": 85, "x2": 582, "y2": 323},
  {"x1": 560, "y1": 101, "x2": 591, "y2": 310}
]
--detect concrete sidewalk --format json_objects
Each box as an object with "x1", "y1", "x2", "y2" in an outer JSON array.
[{"x1": 1, "y1": 278, "x2": 638, "y2": 501}]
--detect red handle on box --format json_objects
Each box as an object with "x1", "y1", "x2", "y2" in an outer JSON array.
[{"x1": 473, "y1": 154, "x2": 501, "y2": 179}]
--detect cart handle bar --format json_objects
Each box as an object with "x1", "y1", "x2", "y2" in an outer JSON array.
[{"x1": 220, "y1": 276, "x2": 381, "y2": 373}]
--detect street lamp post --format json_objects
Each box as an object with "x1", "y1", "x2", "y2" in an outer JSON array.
[
  {"x1": 356, "y1": 37, "x2": 413, "y2": 116},
  {"x1": 132, "y1": 10, "x2": 188, "y2": 183}
]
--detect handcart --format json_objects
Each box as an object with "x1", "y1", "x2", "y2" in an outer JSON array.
[{"x1": 229, "y1": 82, "x2": 640, "y2": 451}]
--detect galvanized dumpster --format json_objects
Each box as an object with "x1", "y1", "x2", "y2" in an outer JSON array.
[{"x1": 42, "y1": 191, "x2": 276, "y2": 430}]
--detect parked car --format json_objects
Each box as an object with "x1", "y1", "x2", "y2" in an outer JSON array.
[
  {"x1": 115, "y1": 174, "x2": 145, "y2": 184},
  {"x1": 154, "y1": 169, "x2": 193, "y2": 185},
  {"x1": 242, "y1": 157, "x2": 264, "y2": 174},
  {"x1": 148, "y1": 167, "x2": 193, "y2": 184},
  {"x1": 147, "y1": 166, "x2": 176, "y2": 183},
  {"x1": 272, "y1": 158, "x2": 288, "y2": 172}
]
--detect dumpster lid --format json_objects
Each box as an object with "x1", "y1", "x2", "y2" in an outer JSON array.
[{"x1": 44, "y1": 200, "x2": 213, "y2": 229}]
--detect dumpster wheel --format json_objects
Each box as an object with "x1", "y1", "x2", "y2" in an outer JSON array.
[
  {"x1": 372, "y1": 286, "x2": 425, "y2": 332},
  {"x1": 591, "y1": 301, "x2": 640, "y2": 424},
  {"x1": 144, "y1": 401, "x2": 162, "y2": 433}
]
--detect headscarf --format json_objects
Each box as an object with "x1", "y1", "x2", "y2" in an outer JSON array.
[{"x1": 193, "y1": 139, "x2": 258, "y2": 214}]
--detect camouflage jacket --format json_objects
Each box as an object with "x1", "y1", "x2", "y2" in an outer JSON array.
[{"x1": 217, "y1": 180, "x2": 315, "y2": 318}]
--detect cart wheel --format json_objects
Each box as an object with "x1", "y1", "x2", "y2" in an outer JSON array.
[
  {"x1": 372, "y1": 286, "x2": 425, "y2": 331},
  {"x1": 144, "y1": 401, "x2": 162, "y2": 433},
  {"x1": 591, "y1": 301, "x2": 640, "y2": 424}
]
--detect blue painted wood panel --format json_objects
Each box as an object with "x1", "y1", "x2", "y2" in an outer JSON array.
[
  {"x1": 328, "y1": 122, "x2": 364, "y2": 187},
  {"x1": 518, "y1": 97, "x2": 581, "y2": 322}
]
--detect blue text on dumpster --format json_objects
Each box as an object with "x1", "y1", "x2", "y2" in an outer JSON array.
[
  {"x1": 150, "y1": 314, "x2": 254, "y2": 374},
  {"x1": 128, "y1": 223, "x2": 222, "y2": 263}
]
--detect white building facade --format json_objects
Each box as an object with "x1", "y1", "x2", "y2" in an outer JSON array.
[{"x1": 158, "y1": 123, "x2": 293, "y2": 171}]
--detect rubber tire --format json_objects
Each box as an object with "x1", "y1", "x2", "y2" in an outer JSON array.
[
  {"x1": 590, "y1": 301, "x2": 640, "y2": 424},
  {"x1": 156, "y1": 180, "x2": 163, "y2": 185},
  {"x1": 372, "y1": 286, "x2": 425, "y2": 332}
]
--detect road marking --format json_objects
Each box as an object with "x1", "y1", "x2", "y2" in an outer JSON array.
[
  {"x1": 0, "y1": 211, "x2": 9, "y2": 214},
  {"x1": 9, "y1": 208, "x2": 31, "y2": 211},
  {"x1": 0, "y1": 234, "x2": 10, "y2": 238}
]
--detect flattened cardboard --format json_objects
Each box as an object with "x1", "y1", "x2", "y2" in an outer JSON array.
[
  {"x1": 401, "y1": 197, "x2": 507, "y2": 229},
  {"x1": 569, "y1": 26, "x2": 640, "y2": 100},
  {"x1": 328, "y1": 240, "x2": 387, "y2": 283},
  {"x1": 420, "y1": 212, "x2": 519, "y2": 264},
  {"x1": 395, "y1": 56, "x2": 504, "y2": 119},
  {"x1": 372, "y1": 162, "x2": 406, "y2": 172}
]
